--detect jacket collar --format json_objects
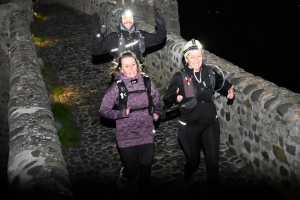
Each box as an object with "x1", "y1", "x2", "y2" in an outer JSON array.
[
  {"x1": 120, "y1": 72, "x2": 141, "y2": 81},
  {"x1": 119, "y1": 23, "x2": 136, "y2": 33}
]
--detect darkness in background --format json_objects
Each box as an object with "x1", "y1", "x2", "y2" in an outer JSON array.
[{"x1": 177, "y1": 0, "x2": 300, "y2": 93}]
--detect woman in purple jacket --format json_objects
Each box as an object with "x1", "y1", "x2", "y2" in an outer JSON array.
[{"x1": 99, "y1": 51, "x2": 161, "y2": 195}]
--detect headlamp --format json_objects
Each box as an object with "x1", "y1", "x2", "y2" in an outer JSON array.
[
  {"x1": 120, "y1": 9, "x2": 133, "y2": 17},
  {"x1": 183, "y1": 39, "x2": 203, "y2": 58}
]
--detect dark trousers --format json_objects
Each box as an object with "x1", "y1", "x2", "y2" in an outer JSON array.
[
  {"x1": 178, "y1": 120, "x2": 220, "y2": 190},
  {"x1": 118, "y1": 143, "x2": 154, "y2": 191}
]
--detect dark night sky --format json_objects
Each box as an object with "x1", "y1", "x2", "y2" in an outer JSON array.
[{"x1": 177, "y1": 0, "x2": 300, "y2": 93}]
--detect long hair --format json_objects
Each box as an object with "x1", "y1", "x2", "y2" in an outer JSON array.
[{"x1": 109, "y1": 51, "x2": 144, "y2": 76}]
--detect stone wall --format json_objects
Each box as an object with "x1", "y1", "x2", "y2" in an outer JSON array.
[
  {"x1": 0, "y1": 0, "x2": 34, "y2": 194},
  {"x1": 2, "y1": 1, "x2": 73, "y2": 198},
  {"x1": 37, "y1": 0, "x2": 180, "y2": 35}
]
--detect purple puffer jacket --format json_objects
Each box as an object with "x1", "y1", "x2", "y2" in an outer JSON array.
[{"x1": 99, "y1": 72, "x2": 161, "y2": 148}]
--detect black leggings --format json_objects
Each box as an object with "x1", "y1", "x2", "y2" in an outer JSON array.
[
  {"x1": 178, "y1": 120, "x2": 220, "y2": 187},
  {"x1": 118, "y1": 143, "x2": 154, "y2": 189}
]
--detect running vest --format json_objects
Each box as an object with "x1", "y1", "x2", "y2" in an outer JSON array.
[
  {"x1": 117, "y1": 30, "x2": 145, "y2": 62},
  {"x1": 116, "y1": 75, "x2": 154, "y2": 115},
  {"x1": 180, "y1": 67, "x2": 216, "y2": 109},
  {"x1": 180, "y1": 67, "x2": 216, "y2": 94}
]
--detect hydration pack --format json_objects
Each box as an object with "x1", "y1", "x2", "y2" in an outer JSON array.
[
  {"x1": 180, "y1": 66, "x2": 216, "y2": 108},
  {"x1": 117, "y1": 30, "x2": 145, "y2": 62},
  {"x1": 181, "y1": 67, "x2": 215, "y2": 94},
  {"x1": 116, "y1": 74, "x2": 154, "y2": 115}
]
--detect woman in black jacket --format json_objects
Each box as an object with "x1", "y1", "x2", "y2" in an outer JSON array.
[{"x1": 163, "y1": 39, "x2": 235, "y2": 197}]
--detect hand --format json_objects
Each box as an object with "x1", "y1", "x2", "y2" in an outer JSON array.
[
  {"x1": 99, "y1": 25, "x2": 107, "y2": 35},
  {"x1": 227, "y1": 85, "x2": 235, "y2": 99},
  {"x1": 153, "y1": 113, "x2": 159, "y2": 121},
  {"x1": 176, "y1": 87, "x2": 183, "y2": 102},
  {"x1": 126, "y1": 107, "x2": 130, "y2": 115},
  {"x1": 155, "y1": 14, "x2": 165, "y2": 25},
  {"x1": 177, "y1": 95, "x2": 183, "y2": 102}
]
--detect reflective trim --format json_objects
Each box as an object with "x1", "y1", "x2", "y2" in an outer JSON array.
[
  {"x1": 179, "y1": 120, "x2": 186, "y2": 125},
  {"x1": 111, "y1": 40, "x2": 139, "y2": 52}
]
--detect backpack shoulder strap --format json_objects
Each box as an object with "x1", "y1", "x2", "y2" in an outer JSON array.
[
  {"x1": 136, "y1": 30, "x2": 145, "y2": 54},
  {"x1": 180, "y1": 69, "x2": 189, "y2": 79},
  {"x1": 142, "y1": 74, "x2": 154, "y2": 115},
  {"x1": 208, "y1": 67, "x2": 216, "y2": 90},
  {"x1": 116, "y1": 79, "x2": 128, "y2": 110},
  {"x1": 143, "y1": 74, "x2": 151, "y2": 95},
  {"x1": 117, "y1": 32, "x2": 126, "y2": 56},
  {"x1": 180, "y1": 69, "x2": 196, "y2": 98}
]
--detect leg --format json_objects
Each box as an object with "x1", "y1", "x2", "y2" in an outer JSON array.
[
  {"x1": 178, "y1": 123, "x2": 204, "y2": 182},
  {"x1": 118, "y1": 146, "x2": 138, "y2": 180},
  {"x1": 137, "y1": 143, "x2": 154, "y2": 195},
  {"x1": 201, "y1": 120, "x2": 220, "y2": 198}
]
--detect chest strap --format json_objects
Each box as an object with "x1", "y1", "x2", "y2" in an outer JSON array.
[{"x1": 116, "y1": 75, "x2": 153, "y2": 115}]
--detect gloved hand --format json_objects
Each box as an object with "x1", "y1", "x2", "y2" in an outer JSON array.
[
  {"x1": 155, "y1": 14, "x2": 165, "y2": 25},
  {"x1": 99, "y1": 25, "x2": 107, "y2": 35}
]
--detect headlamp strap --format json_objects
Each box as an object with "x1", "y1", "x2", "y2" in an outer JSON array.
[
  {"x1": 183, "y1": 38, "x2": 199, "y2": 55},
  {"x1": 183, "y1": 46, "x2": 199, "y2": 55}
]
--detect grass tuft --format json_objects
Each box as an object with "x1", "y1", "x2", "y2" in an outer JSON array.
[
  {"x1": 52, "y1": 103, "x2": 81, "y2": 147},
  {"x1": 32, "y1": 33, "x2": 45, "y2": 43},
  {"x1": 50, "y1": 83, "x2": 64, "y2": 95},
  {"x1": 41, "y1": 62, "x2": 54, "y2": 76},
  {"x1": 34, "y1": 12, "x2": 44, "y2": 21}
]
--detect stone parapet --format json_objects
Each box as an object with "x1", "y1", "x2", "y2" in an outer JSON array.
[
  {"x1": 0, "y1": 0, "x2": 34, "y2": 195},
  {"x1": 38, "y1": 0, "x2": 180, "y2": 35},
  {"x1": 7, "y1": 11, "x2": 72, "y2": 198}
]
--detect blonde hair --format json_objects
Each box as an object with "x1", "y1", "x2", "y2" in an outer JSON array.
[{"x1": 109, "y1": 51, "x2": 144, "y2": 76}]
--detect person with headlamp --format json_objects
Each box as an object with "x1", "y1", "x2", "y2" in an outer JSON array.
[
  {"x1": 163, "y1": 39, "x2": 235, "y2": 198},
  {"x1": 92, "y1": 7, "x2": 167, "y2": 66},
  {"x1": 99, "y1": 51, "x2": 161, "y2": 198}
]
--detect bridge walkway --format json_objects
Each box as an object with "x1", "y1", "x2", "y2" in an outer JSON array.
[{"x1": 30, "y1": 4, "x2": 286, "y2": 200}]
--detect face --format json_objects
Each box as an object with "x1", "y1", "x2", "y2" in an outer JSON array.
[
  {"x1": 121, "y1": 15, "x2": 134, "y2": 30},
  {"x1": 119, "y1": 56, "x2": 138, "y2": 78},
  {"x1": 185, "y1": 49, "x2": 203, "y2": 72}
]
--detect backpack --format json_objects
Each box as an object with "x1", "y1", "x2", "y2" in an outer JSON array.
[
  {"x1": 161, "y1": 66, "x2": 217, "y2": 120},
  {"x1": 180, "y1": 66, "x2": 216, "y2": 96},
  {"x1": 180, "y1": 67, "x2": 216, "y2": 97},
  {"x1": 116, "y1": 74, "x2": 154, "y2": 115},
  {"x1": 180, "y1": 66, "x2": 216, "y2": 108},
  {"x1": 116, "y1": 30, "x2": 145, "y2": 62}
]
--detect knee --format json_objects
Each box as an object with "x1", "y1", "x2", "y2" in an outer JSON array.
[
  {"x1": 187, "y1": 160, "x2": 200, "y2": 172},
  {"x1": 125, "y1": 168, "x2": 138, "y2": 180}
]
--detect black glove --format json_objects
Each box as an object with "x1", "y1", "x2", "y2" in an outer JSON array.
[
  {"x1": 155, "y1": 14, "x2": 165, "y2": 25},
  {"x1": 99, "y1": 25, "x2": 107, "y2": 35}
]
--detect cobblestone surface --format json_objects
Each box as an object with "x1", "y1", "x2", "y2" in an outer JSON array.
[{"x1": 30, "y1": 4, "x2": 287, "y2": 200}]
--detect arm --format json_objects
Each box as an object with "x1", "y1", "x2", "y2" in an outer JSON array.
[
  {"x1": 99, "y1": 83, "x2": 128, "y2": 119},
  {"x1": 216, "y1": 74, "x2": 235, "y2": 99},
  {"x1": 142, "y1": 23, "x2": 167, "y2": 48},
  {"x1": 91, "y1": 33, "x2": 117, "y2": 56},
  {"x1": 214, "y1": 68, "x2": 233, "y2": 97},
  {"x1": 150, "y1": 79, "x2": 161, "y2": 121},
  {"x1": 163, "y1": 73, "x2": 181, "y2": 107}
]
